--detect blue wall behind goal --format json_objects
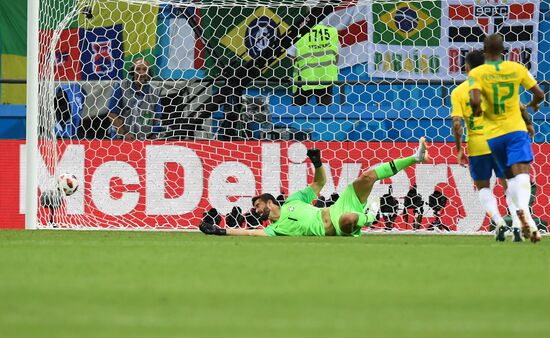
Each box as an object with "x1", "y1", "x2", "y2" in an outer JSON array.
[{"x1": 1, "y1": 2, "x2": 550, "y2": 140}]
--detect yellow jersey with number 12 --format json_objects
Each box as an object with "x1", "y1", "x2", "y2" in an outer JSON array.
[
  {"x1": 451, "y1": 81, "x2": 490, "y2": 156},
  {"x1": 468, "y1": 60, "x2": 537, "y2": 139}
]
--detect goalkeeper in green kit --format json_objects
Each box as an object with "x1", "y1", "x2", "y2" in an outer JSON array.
[{"x1": 200, "y1": 138, "x2": 429, "y2": 237}]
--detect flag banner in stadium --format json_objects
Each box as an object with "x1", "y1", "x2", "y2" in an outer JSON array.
[
  {"x1": 444, "y1": 0, "x2": 539, "y2": 79},
  {"x1": 3, "y1": 141, "x2": 549, "y2": 232},
  {"x1": 366, "y1": 0, "x2": 539, "y2": 80},
  {"x1": 219, "y1": 7, "x2": 290, "y2": 62},
  {"x1": 320, "y1": 4, "x2": 370, "y2": 69},
  {"x1": 200, "y1": 6, "x2": 303, "y2": 79},
  {"x1": 79, "y1": 25, "x2": 124, "y2": 81},
  {"x1": 368, "y1": 1, "x2": 445, "y2": 79},
  {"x1": 39, "y1": 28, "x2": 82, "y2": 81},
  {"x1": 156, "y1": 5, "x2": 205, "y2": 79},
  {"x1": 77, "y1": 0, "x2": 159, "y2": 75}
]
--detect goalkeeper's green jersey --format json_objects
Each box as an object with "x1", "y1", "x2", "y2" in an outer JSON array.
[{"x1": 264, "y1": 187, "x2": 325, "y2": 236}]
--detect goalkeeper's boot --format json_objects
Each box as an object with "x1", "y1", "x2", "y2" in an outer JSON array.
[
  {"x1": 517, "y1": 209, "x2": 541, "y2": 243},
  {"x1": 494, "y1": 222, "x2": 507, "y2": 242},
  {"x1": 414, "y1": 137, "x2": 429, "y2": 163},
  {"x1": 512, "y1": 227, "x2": 525, "y2": 242}
]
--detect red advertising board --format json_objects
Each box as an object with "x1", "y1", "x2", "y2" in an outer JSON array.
[{"x1": 1, "y1": 140, "x2": 549, "y2": 232}]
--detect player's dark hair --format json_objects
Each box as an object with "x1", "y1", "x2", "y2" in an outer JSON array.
[
  {"x1": 252, "y1": 193, "x2": 277, "y2": 206},
  {"x1": 483, "y1": 34, "x2": 504, "y2": 56},
  {"x1": 465, "y1": 50, "x2": 485, "y2": 70}
]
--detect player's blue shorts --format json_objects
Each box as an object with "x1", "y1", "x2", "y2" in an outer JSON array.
[
  {"x1": 469, "y1": 154, "x2": 504, "y2": 181},
  {"x1": 487, "y1": 131, "x2": 533, "y2": 174}
]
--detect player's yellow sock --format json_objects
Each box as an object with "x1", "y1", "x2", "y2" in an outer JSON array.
[{"x1": 374, "y1": 156, "x2": 416, "y2": 180}]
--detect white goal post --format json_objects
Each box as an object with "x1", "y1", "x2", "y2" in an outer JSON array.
[
  {"x1": 26, "y1": 0, "x2": 40, "y2": 230},
  {"x1": 26, "y1": 0, "x2": 549, "y2": 233}
]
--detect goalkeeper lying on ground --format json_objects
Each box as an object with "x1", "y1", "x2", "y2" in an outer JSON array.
[{"x1": 200, "y1": 138, "x2": 429, "y2": 237}]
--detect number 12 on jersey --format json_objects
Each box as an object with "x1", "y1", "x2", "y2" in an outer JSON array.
[{"x1": 492, "y1": 83, "x2": 514, "y2": 115}]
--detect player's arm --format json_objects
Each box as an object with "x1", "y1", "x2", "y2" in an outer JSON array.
[
  {"x1": 451, "y1": 116, "x2": 463, "y2": 149},
  {"x1": 522, "y1": 66, "x2": 545, "y2": 112},
  {"x1": 520, "y1": 104, "x2": 535, "y2": 139},
  {"x1": 226, "y1": 228, "x2": 267, "y2": 236},
  {"x1": 468, "y1": 70, "x2": 483, "y2": 117},
  {"x1": 108, "y1": 85, "x2": 134, "y2": 140},
  {"x1": 526, "y1": 84, "x2": 545, "y2": 113},
  {"x1": 199, "y1": 222, "x2": 267, "y2": 236},
  {"x1": 469, "y1": 89, "x2": 482, "y2": 117},
  {"x1": 450, "y1": 89, "x2": 467, "y2": 166},
  {"x1": 307, "y1": 148, "x2": 326, "y2": 195},
  {"x1": 452, "y1": 116, "x2": 467, "y2": 166}
]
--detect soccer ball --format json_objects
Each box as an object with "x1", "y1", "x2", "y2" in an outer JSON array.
[{"x1": 58, "y1": 173, "x2": 79, "y2": 196}]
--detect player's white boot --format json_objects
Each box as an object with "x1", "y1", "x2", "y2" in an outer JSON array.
[
  {"x1": 517, "y1": 209, "x2": 541, "y2": 243},
  {"x1": 414, "y1": 137, "x2": 429, "y2": 163}
]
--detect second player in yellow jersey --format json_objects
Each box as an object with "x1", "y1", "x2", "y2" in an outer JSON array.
[
  {"x1": 451, "y1": 50, "x2": 509, "y2": 241},
  {"x1": 451, "y1": 80, "x2": 490, "y2": 157}
]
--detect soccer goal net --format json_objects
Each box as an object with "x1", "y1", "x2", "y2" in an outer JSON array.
[{"x1": 29, "y1": 0, "x2": 548, "y2": 233}]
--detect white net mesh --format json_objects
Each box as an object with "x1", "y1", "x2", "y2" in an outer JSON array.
[{"x1": 34, "y1": 0, "x2": 549, "y2": 233}]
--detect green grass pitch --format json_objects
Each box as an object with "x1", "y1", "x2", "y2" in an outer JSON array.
[{"x1": 0, "y1": 230, "x2": 548, "y2": 338}]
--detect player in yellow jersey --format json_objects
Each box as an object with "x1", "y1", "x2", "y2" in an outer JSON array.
[
  {"x1": 452, "y1": 50, "x2": 532, "y2": 242},
  {"x1": 469, "y1": 34, "x2": 545, "y2": 243},
  {"x1": 452, "y1": 50, "x2": 508, "y2": 241}
]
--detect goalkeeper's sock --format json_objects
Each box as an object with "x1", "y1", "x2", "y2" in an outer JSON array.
[
  {"x1": 505, "y1": 188, "x2": 521, "y2": 229},
  {"x1": 478, "y1": 188, "x2": 504, "y2": 226},
  {"x1": 374, "y1": 156, "x2": 416, "y2": 180}
]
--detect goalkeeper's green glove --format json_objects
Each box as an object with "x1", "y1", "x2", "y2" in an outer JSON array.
[
  {"x1": 307, "y1": 148, "x2": 322, "y2": 168},
  {"x1": 199, "y1": 221, "x2": 227, "y2": 236}
]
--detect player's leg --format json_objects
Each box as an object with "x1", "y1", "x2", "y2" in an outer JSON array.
[
  {"x1": 330, "y1": 138, "x2": 429, "y2": 236},
  {"x1": 353, "y1": 137, "x2": 429, "y2": 204},
  {"x1": 508, "y1": 162, "x2": 539, "y2": 242},
  {"x1": 500, "y1": 132, "x2": 539, "y2": 242},
  {"x1": 476, "y1": 179, "x2": 507, "y2": 240},
  {"x1": 503, "y1": 179, "x2": 523, "y2": 242},
  {"x1": 469, "y1": 154, "x2": 506, "y2": 241},
  {"x1": 328, "y1": 185, "x2": 377, "y2": 236},
  {"x1": 488, "y1": 132, "x2": 539, "y2": 242}
]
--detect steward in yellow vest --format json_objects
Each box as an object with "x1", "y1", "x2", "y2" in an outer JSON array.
[{"x1": 289, "y1": 24, "x2": 339, "y2": 105}]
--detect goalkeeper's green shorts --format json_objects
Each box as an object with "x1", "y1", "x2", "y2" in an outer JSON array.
[{"x1": 329, "y1": 184, "x2": 367, "y2": 237}]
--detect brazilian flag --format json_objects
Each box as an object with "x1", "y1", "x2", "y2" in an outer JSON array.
[
  {"x1": 373, "y1": 1, "x2": 441, "y2": 46},
  {"x1": 201, "y1": 6, "x2": 306, "y2": 80}
]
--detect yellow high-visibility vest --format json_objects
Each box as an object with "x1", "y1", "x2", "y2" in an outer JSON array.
[{"x1": 294, "y1": 24, "x2": 339, "y2": 92}]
